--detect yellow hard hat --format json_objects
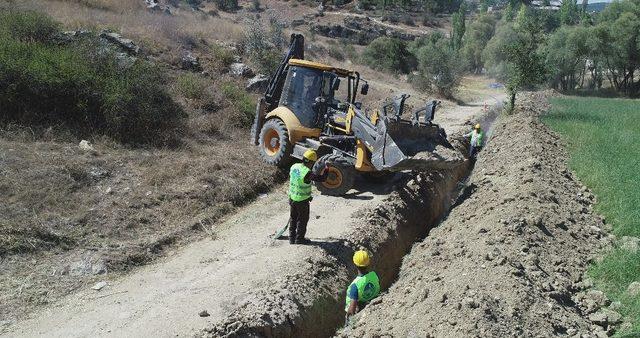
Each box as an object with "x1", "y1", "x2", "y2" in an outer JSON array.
[
  {"x1": 474, "y1": 123, "x2": 481, "y2": 130},
  {"x1": 353, "y1": 250, "x2": 370, "y2": 267},
  {"x1": 303, "y1": 149, "x2": 318, "y2": 162}
]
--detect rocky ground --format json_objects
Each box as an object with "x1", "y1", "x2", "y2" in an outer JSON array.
[{"x1": 340, "y1": 92, "x2": 622, "y2": 338}]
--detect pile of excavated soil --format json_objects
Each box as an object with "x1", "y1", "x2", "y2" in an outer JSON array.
[{"x1": 340, "y1": 92, "x2": 618, "y2": 338}]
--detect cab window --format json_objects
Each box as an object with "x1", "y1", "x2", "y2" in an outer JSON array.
[{"x1": 279, "y1": 66, "x2": 323, "y2": 128}]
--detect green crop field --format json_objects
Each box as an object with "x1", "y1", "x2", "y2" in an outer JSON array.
[{"x1": 544, "y1": 96, "x2": 640, "y2": 336}]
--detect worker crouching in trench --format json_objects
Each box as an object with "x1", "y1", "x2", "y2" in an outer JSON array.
[
  {"x1": 345, "y1": 250, "x2": 380, "y2": 325},
  {"x1": 288, "y1": 149, "x2": 328, "y2": 244}
]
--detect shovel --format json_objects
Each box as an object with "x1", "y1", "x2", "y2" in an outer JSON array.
[{"x1": 273, "y1": 218, "x2": 291, "y2": 240}]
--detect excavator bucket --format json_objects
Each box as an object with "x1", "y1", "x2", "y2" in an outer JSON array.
[{"x1": 369, "y1": 119, "x2": 465, "y2": 172}]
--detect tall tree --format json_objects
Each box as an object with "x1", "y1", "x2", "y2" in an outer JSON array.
[
  {"x1": 503, "y1": 6, "x2": 547, "y2": 110},
  {"x1": 462, "y1": 14, "x2": 496, "y2": 73},
  {"x1": 559, "y1": 0, "x2": 579, "y2": 25},
  {"x1": 451, "y1": 2, "x2": 466, "y2": 51},
  {"x1": 504, "y1": 2, "x2": 516, "y2": 21},
  {"x1": 504, "y1": 38, "x2": 546, "y2": 110}
]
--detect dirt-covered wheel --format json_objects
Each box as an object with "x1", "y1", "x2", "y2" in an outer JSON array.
[
  {"x1": 313, "y1": 154, "x2": 356, "y2": 196},
  {"x1": 362, "y1": 170, "x2": 395, "y2": 183},
  {"x1": 258, "y1": 118, "x2": 292, "y2": 167}
]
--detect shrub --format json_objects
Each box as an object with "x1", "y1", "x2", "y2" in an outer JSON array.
[
  {"x1": 184, "y1": 0, "x2": 203, "y2": 7},
  {"x1": 220, "y1": 82, "x2": 255, "y2": 128},
  {"x1": 214, "y1": 0, "x2": 238, "y2": 11},
  {"x1": 410, "y1": 33, "x2": 463, "y2": 98},
  {"x1": 381, "y1": 14, "x2": 400, "y2": 24},
  {"x1": 328, "y1": 43, "x2": 345, "y2": 61},
  {"x1": 358, "y1": 0, "x2": 376, "y2": 10},
  {"x1": 242, "y1": 14, "x2": 286, "y2": 75},
  {"x1": 176, "y1": 73, "x2": 209, "y2": 99},
  {"x1": 401, "y1": 14, "x2": 416, "y2": 26},
  {"x1": 0, "y1": 10, "x2": 184, "y2": 145},
  {"x1": 211, "y1": 43, "x2": 235, "y2": 69},
  {"x1": 0, "y1": 9, "x2": 59, "y2": 42},
  {"x1": 252, "y1": 0, "x2": 261, "y2": 11},
  {"x1": 100, "y1": 62, "x2": 184, "y2": 144},
  {"x1": 343, "y1": 42, "x2": 358, "y2": 60},
  {"x1": 361, "y1": 37, "x2": 416, "y2": 74}
]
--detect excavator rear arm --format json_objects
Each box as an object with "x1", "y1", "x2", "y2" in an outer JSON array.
[{"x1": 250, "y1": 34, "x2": 304, "y2": 145}]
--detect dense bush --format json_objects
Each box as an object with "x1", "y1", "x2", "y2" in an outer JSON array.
[
  {"x1": 327, "y1": 43, "x2": 345, "y2": 61},
  {"x1": 361, "y1": 37, "x2": 416, "y2": 74},
  {"x1": 410, "y1": 33, "x2": 463, "y2": 97},
  {"x1": 176, "y1": 73, "x2": 209, "y2": 100},
  {"x1": 461, "y1": 13, "x2": 496, "y2": 73},
  {"x1": 0, "y1": 10, "x2": 184, "y2": 145},
  {"x1": 213, "y1": 0, "x2": 238, "y2": 11},
  {"x1": 481, "y1": 22, "x2": 520, "y2": 81},
  {"x1": 242, "y1": 15, "x2": 286, "y2": 75},
  {"x1": 220, "y1": 82, "x2": 255, "y2": 128}
]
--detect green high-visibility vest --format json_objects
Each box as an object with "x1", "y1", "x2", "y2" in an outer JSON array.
[
  {"x1": 345, "y1": 271, "x2": 380, "y2": 311},
  {"x1": 289, "y1": 163, "x2": 312, "y2": 202},
  {"x1": 470, "y1": 130, "x2": 484, "y2": 147}
]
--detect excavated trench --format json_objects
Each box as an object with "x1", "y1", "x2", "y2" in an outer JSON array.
[{"x1": 205, "y1": 107, "x2": 501, "y2": 338}]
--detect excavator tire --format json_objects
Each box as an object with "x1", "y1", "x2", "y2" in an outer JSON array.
[
  {"x1": 259, "y1": 118, "x2": 292, "y2": 168},
  {"x1": 313, "y1": 154, "x2": 356, "y2": 196}
]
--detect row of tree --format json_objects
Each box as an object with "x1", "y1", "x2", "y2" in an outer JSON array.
[
  {"x1": 354, "y1": 0, "x2": 464, "y2": 13},
  {"x1": 471, "y1": 0, "x2": 640, "y2": 100},
  {"x1": 362, "y1": 0, "x2": 640, "y2": 107}
]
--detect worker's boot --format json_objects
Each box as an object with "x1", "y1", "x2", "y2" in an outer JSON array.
[
  {"x1": 289, "y1": 226, "x2": 297, "y2": 245},
  {"x1": 295, "y1": 238, "x2": 310, "y2": 245},
  {"x1": 295, "y1": 201, "x2": 310, "y2": 244}
]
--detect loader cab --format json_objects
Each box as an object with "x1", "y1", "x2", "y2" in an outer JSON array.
[
  {"x1": 279, "y1": 65, "x2": 327, "y2": 128},
  {"x1": 279, "y1": 59, "x2": 365, "y2": 129}
]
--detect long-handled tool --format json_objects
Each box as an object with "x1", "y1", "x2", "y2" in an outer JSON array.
[{"x1": 273, "y1": 218, "x2": 291, "y2": 240}]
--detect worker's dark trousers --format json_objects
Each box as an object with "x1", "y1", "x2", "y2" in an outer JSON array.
[
  {"x1": 469, "y1": 146, "x2": 482, "y2": 160},
  {"x1": 289, "y1": 199, "x2": 310, "y2": 242}
]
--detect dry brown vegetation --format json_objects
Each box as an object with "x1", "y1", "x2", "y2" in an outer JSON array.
[
  {"x1": 0, "y1": 0, "x2": 281, "y2": 324},
  {"x1": 2, "y1": 0, "x2": 243, "y2": 52},
  {"x1": 0, "y1": 127, "x2": 281, "y2": 322}
]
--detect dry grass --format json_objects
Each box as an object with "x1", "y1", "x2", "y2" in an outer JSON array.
[
  {"x1": 0, "y1": 133, "x2": 281, "y2": 323},
  {"x1": 1, "y1": 0, "x2": 243, "y2": 51}
]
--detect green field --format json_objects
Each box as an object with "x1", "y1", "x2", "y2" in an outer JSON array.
[{"x1": 544, "y1": 97, "x2": 640, "y2": 336}]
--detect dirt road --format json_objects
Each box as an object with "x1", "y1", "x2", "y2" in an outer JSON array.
[{"x1": 2, "y1": 96, "x2": 499, "y2": 337}]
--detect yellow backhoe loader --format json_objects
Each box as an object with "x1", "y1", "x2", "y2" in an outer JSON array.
[{"x1": 250, "y1": 34, "x2": 464, "y2": 195}]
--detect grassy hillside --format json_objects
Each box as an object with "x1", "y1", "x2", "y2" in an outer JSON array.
[
  {"x1": 544, "y1": 96, "x2": 640, "y2": 336},
  {"x1": 0, "y1": 10, "x2": 184, "y2": 145}
]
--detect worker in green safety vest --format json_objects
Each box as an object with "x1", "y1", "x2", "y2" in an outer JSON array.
[
  {"x1": 463, "y1": 123, "x2": 484, "y2": 161},
  {"x1": 288, "y1": 149, "x2": 328, "y2": 245},
  {"x1": 345, "y1": 250, "x2": 380, "y2": 324}
]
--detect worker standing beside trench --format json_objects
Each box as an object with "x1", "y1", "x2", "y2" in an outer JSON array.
[
  {"x1": 345, "y1": 250, "x2": 380, "y2": 325},
  {"x1": 288, "y1": 149, "x2": 328, "y2": 245}
]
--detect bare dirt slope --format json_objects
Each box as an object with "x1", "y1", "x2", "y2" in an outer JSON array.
[
  {"x1": 1, "y1": 95, "x2": 491, "y2": 337},
  {"x1": 340, "y1": 92, "x2": 617, "y2": 338}
]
